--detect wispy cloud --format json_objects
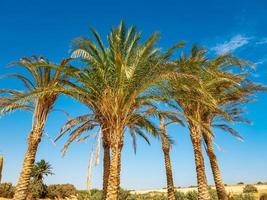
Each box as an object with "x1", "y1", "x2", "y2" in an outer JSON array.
[
  {"x1": 254, "y1": 57, "x2": 267, "y2": 67},
  {"x1": 254, "y1": 60, "x2": 265, "y2": 66},
  {"x1": 256, "y1": 38, "x2": 267, "y2": 45},
  {"x1": 212, "y1": 35, "x2": 251, "y2": 55}
]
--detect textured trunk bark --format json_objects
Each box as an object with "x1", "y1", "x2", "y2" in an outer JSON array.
[
  {"x1": 0, "y1": 155, "x2": 3, "y2": 183},
  {"x1": 106, "y1": 140, "x2": 123, "y2": 200},
  {"x1": 189, "y1": 123, "x2": 210, "y2": 200},
  {"x1": 102, "y1": 143, "x2": 111, "y2": 200},
  {"x1": 13, "y1": 127, "x2": 43, "y2": 200},
  {"x1": 13, "y1": 99, "x2": 52, "y2": 200},
  {"x1": 203, "y1": 132, "x2": 228, "y2": 200},
  {"x1": 160, "y1": 117, "x2": 176, "y2": 200}
]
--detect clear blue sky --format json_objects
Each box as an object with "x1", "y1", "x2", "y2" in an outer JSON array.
[{"x1": 0, "y1": 0, "x2": 267, "y2": 190}]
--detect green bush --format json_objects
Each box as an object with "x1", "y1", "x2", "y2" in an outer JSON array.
[
  {"x1": 209, "y1": 188, "x2": 219, "y2": 200},
  {"x1": 243, "y1": 185, "x2": 258, "y2": 193},
  {"x1": 47, "y1": 184, "x2": 77, "y2": 199},
  {"x1": 72, "y1": 189, "x2": 259, "y2": 200},
  {"x1": 0, "y1": 182, "x2": 15, "y2": 198},
  {"x1": 175, "y1": 191, "x2": 187, "y2": 199},
  {"x1": 28, "y1": 180, "x2": 48, "y2": 199},
  {"x1": 77, "y1": 190, "x2": 92, "y2": 200},
  {"x1": 119, "y1": 188, "x2": 132, "y2": 200},
  {"x1": 231, "y1": 193, "x2": 255, "y2": 200},
  {"x1": 186, "y1": 191, "x2": 198, "y2": 200}
]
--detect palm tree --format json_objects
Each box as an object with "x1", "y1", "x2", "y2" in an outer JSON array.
[
  {"x1": 163, "y1": 46, "x2": 231, "y2": 200},
  {"x1": 0, "y1": 154, "x2": 3, "y2": 183},
  {"x1": 0, "y1": 56, "x2": 72, "y2": 200},
  {"x1": 159, "y1": 115, "x2": 177, "y2": 200},
  {"x1": 200, "y1": 78, "x2": 265, "y2": 200},
  {"x1": 52, "y1": 22, "x2": 185, "y2": 200},
  {"x1": 56, "y1": 113, "x2": 154, "y2": 199},
  {"x1": 31, "y1": 159, "x2": 53, "y2": 182},
  {"x1": 165, "y1": 46, "x2": 264, "y2": 200},
  {"x1": 195, "y1": 54, "x2": 248, "y2": 200}
]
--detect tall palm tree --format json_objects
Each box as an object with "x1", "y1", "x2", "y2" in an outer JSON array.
[
  {"x1": 51, "y1": 22, "x2": 185, "y2": 200},
  {"x1": 163, "y1": 46, "x2": 233, "y2": 200},
  {"x1": 0, "y1": 56, "x2": 72, "y2": 200},
  {"x1": 196, "y1": 54, "x2": 248, "y2": 200},
  {"x1": 165, "y1": 46, "x2": 264, "y2": 200},
  {"x1": 159, "y1": 115, "x2": 180, "y2": 200},
  {"x1": 0, "y1": 154, "x2": 3, "y2": 183},
  {"x1": 200, "y1": 78, "x2": 265, "y2": 200}
]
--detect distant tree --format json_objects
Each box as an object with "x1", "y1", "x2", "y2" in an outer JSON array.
[
  {"x1": 243, "y1": 185, "x2": 258, "y2": 193},
  {"x1": 31, "y1": 160, "x2": 54, "y2": 182},
  {"x1": 27, "y1": 160, "x2": 53, "y2": 199}
]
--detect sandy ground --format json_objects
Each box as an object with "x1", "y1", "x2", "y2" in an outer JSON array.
[{"x1": 131, "y1": 184, "x2": 267, "y2": 196}]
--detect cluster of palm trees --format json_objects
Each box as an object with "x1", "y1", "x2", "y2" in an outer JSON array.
[{"x1": 0, "y1": 22, "x2": 265, "y2": 200}]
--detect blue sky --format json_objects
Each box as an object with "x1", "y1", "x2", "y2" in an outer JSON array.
[{"x1": 0, "y1": 0, "x2": 267, "y2": 190}]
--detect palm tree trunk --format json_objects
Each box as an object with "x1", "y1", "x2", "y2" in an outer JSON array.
[
  {"x1": 106, "y1": 140, "x2": 123, "y2": 200},
  {"x1": 203, "y1": 132, "x2": 228, "y2": 200},
  {"x1": 189, "y1": 123, "x2": 210, "y2": 200},
  {"x1": 0, "y1": 154, "x2": 3, "y2": 183},
  {"x1": 160, "y1": 117, "x2": 176, "y2": 200},
  {"x1": 102, "y1": 143, "x2": 111, "y2": 200},
  {"x1": 13, "y1": 127, "x2": 43, "y2": 200},
  {"x1": 13, "y1": 100, "x2": 51, "y2": 200}
]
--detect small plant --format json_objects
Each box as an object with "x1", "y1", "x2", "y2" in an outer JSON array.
[
  {"x1": 28, "y1": 180, "x2": 48, "y2": 199},
  {"x1": 243, "y1": 184, "x2": 258, "y2": 193},
  {"x1": 47, "y1": 184, "x2": 77, "y2": 198},
  {"x1": 77, "y1": 190, "x2": 92, "y2": 200},
  {"x1": 238, "y1": 182, "x2": 244, "y2": 185},
  {"x1": 231, "y1": 193, "x2": 255, "y2": 200},
  {"x1": 0, "y1": 183, "x2": 15, "y2": 198}
]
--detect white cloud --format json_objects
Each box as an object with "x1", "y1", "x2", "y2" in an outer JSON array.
[{"x1": 212, "y1": 35, "x2": 251, "y2": 55}]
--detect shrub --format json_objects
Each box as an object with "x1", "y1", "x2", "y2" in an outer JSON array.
[
  {"x1": 28, "y1": 180, "x2": 48, "y2": 199},
  {"x1": 238, "y1": 182, "x2": 244, "y2": 185},
  {"x1": 243, "y1": 185, "x2": 258, "y2": 193},
  {"x1": 209, "y1": 188, "x2": 219, "y2": 200},
  {"x1": 231, "y1": 193, "x2": 255, "y2": 200},
  {"x1": 77, "y1": 190, "x2": 92, "y2": 200},
  {"x1": 119, "y1": 188, "x2": 132, "y2": 200},
  {"x1": 0, "y1": 182, "x2": 15, "y2": 198},
  {"x1": 175, "y1": 191, "x2": 187, "y2": 199},
  {"x1": 47, "y1": 184, "x2": 77, "y2": 199},
  {"x1": 89, "y1": 189, "x2": 102, "y2": 200},
  {"x1": 186, "y1": 191, "x2": 198, "y2": 200}
]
